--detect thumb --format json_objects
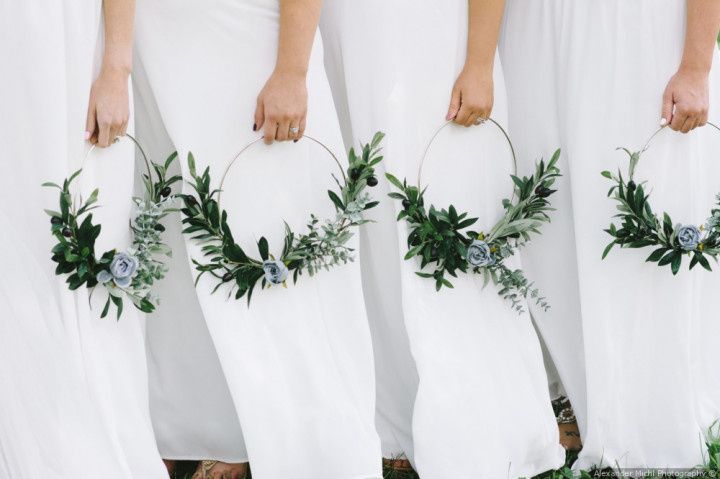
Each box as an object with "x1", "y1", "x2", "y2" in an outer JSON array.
[
  {"x1": 661, "y1": 87, "x2": 673, "y2": 127},
  {"x1": 446, "y1": 87, "x2": 461, "y2": 121}
]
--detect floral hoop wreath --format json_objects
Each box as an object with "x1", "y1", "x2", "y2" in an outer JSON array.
[
  {"x1": 385, "y1": 120, "x2": 561, "y2": 313},
  {"x1": 602, "y1": 122, "x2": 720, "y2": 274},
  {"x1": 43, "y1": 135, "x2": 180, "y2": 319},
  {"x1": 180, "y1": 132, "x2": 385, "y2": 304}
]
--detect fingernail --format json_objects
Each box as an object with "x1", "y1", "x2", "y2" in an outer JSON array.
[
  {"x1": 253, "y1": 123, "x2": 257, "y2": 132},
  {"x1": 446, "y1": 112, "x2": 454, "y2": 121},
  {"x1": 84, "y1": 131, "x2": 91, "y2": 140},
  {"x1": 660, "y1": 118, "x2": 668, "y2": 126}
]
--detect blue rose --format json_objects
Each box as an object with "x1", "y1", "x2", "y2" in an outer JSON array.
[
  {"x1": 262, "y1": 260, "x2": 289, "y2": 285},
  {"x1": 97, "y1": 252, "x2": 139, "y2": 288},
  {"x1": 467, "y1": 240, "x2": 495, "y2": 268},
  {"x1": 677, "y1": 225, "x2": 701, "y2": 251}
]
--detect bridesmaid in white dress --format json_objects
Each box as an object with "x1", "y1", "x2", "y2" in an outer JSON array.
[
  {"x1": 321, "y1": 1, "x2": 565, "y2": 477},
  {"x1": 133, "y1": 1, "x2": 381, "y2": 478},
  {"x1": 0, "y1": 1, "x2": 166, "y2": 478},
  {"x1": 503, "y1": 0, "x2": 720, "y2": 469}
]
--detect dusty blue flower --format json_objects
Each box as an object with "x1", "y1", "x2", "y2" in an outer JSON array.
[
  {"x1": 467, "y1": 240, "x2": 495, "y2": 267},
  {"x1": 97, "y1": 252, "x2": 139, "y2": 288},
  {"x1": 263, "y1": 260, "x2": 289, "y2": 285},
  {"x1": 677, "y1": 225, "x2": 701, "y2": 251}
]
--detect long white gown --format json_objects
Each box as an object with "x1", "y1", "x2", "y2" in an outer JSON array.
[
  {"x1": 499, "y1": 0, "x2": 589, "y2": 436},
  {"x1": 321, "y1": 1, "x2": 565, "y2": 477},
  {"x1": 134, "y1": 1, "x2": 382, "y2": 478},
  {"x1": 502, "y1": 0, "x2": 720, "y2": 469},
  {"x1": 320, "y1": 1, "x2": 420, "y2": 463},
  {"x1": 0, "y1": 2, "x2": 167, "y2": 478}
]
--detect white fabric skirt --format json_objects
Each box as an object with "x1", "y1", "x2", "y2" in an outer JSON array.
[
  {"x1": 134, "y1": 1, "x2": 381, "y2": 478},
  {"x1": 322, "y1": 1, "x2": 565, "y2": 477},
  {"x1": 502, "y1": 0, "x2": 720, "y2": 469},
  {"x1": 0, "y1": 1, "x2": 166, "y2": 477}
]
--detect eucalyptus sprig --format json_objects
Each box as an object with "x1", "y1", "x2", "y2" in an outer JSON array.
[
  {"x1": 180, "y1": 132, "x2": 385, "y2": 304},
  {"x1": 602, "y1": 147, "x2": 720, "y2": 274},
  {"x1": 43, "y1": 151, "x2": 180, "y2": 319},
  {"x1": 386, "y1": 149, "x2": 561, "y2": 313}
]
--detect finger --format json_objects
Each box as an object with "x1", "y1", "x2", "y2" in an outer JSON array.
[
  {"x1": 467, "y1": 112, "x2": 482, "y2": 128},
  {"x1": 680, "y1": 116, "x2": 695, "y2": 134},
  {"x1": 699, "y1": 109, "x2": 709, "y2": 128},
  {"x1": 446, "y1": 87, "x2": 461, "y2": 121},
  {"x1": 109, "y1": 123, "x2": 120, "y2": 145},
  {"x1": 263, "y1": 118, "x2": 277, "y2": 144},
  {"x1": 669, "y1": 107, "x2": 688, "y2": 132},
  {"x1": 295, "y1": 117, "x2": 307, "y2": 143},
  {"x1": 454, "y1": 103, "x2": 473, "y2": 127},
  {"x1": 254, "y1": 99, "x2": 265, "y2": 133},
  {"x1": 85, "y1": 104, "x2": 97, "y2": 144},
  {"x1": 660, "y1": 88, "x2": 673, "y2": 127},
  {"x1": 97, "y1": 118, "x2": 111, "y2": 148},
  {"x1": 119, "y1": 120, "x2": 128, "y2": 138},
  {"x1": 276, "y1": 119, "x2": 291, "y2": 142},
  {"x1": 690, "y1": 117, "x2": 702, "y2": 133},
  {"x1": 288, "y1": 121, "x2": 300, "y2": 142}
]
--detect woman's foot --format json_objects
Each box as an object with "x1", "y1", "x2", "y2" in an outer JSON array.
[
  {"x1": 552, "y1": 396, "x2": 582, "y2": 451},
  {"x1": 382, "y1": 457, "x2": 417, "y2": 479},
  {"x1": 163, "y1": 459, "x2": 176, "y2": 476},
  {"x1": 559, "y1": 422, "x2": 582, "y2": 451},
  {"x1": 192, "y1": 460, "x2": 249, "y2": 479}
]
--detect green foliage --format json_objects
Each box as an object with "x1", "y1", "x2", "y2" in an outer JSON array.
[
  {"x1": 43, "y1": 152, "x2": 179, "y2": 319},
  {"x1": 386, "y1": 149, "x2": 562, "y2": 313},
  {"x1": 601, "y1": 148, "x2": 720, "y2": 275},
  {"x1": 181, "y1": 132, "x2": 385, "y2": 304}
]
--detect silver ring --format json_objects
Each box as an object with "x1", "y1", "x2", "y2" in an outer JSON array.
[{"x1": 289, "y1": 127, "x2": 300, "y2": 134}]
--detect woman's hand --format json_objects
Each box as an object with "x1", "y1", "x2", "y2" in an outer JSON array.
[
  {"x1": 254, "y1": 70, "x2": 308, "y2": 144},
  {"x1": 85, "y1": 68, "x2": 130, "y2": 147},
  {"x1": 446, "y1": 66, "x2": 494, "y2": 127},
  {"x1": 661, "y1": 67, "x2": 710, "y2": 133}
]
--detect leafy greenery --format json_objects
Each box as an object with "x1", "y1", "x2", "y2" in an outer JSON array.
[
  {"x1": 601, "y1": 147, "x2": 720, "y2": 275},
  {"x1": 385, "y1": 149, "x2": 561, "y2": 313},
  {"x1": 180, "y1": 132, "x2": 385, "y2": 304},
  {"x1": 43, "y1": 152, "x2": 180, "y2": 319}
]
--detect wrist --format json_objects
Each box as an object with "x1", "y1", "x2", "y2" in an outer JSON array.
[
  {"x1": 462, "y1": 60, "x2": 494, "y2": 78},
  {"x1": 99, "y1": 62, "x2": 132, "y2": 79},
  {"x1": 678, "y1": 58, "x2": 712, "y2": 77},
  {"x1": 273, "y1": 63, "x2": 308, "y2": 80}
]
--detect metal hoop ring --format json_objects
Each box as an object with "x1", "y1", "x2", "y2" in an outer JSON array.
[
  {"x1": 217, "y1": 135, "x2": 346, "y2": 207},
  {"x1": 641, "y1": 122, "x2": 720, "y2": 156},
  {"x1": 417, "y1": 119, "x2": 518, "y2": 187},
  {"x1": 81, "y1": 134, "x2": 155, "y2": 197}
]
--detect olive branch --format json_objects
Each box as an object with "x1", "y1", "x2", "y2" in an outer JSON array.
[
  {"x1": 386, "y1": 149, "x2": 561, "y2": 313},
  {"x1": 180, "y1": 132, "x2": 385, "y2": 304},
  {"x1": 602, "y1": 147, "x2": 720, "y2": 274},
  {"x1": 43, "y1": 152, "x2": 180, "y2": 319}
]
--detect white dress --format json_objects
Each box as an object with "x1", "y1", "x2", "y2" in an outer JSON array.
[
  {"x1": 499, "y1": 0, "x2": 589, "y2": 435},
  {"x1": 134, "y1": 1, "x2": 382, "y2": 478},
  {"x1": 502, "y1": 0, "x2": 720, "y2": 469},
  {"x1": 321, "y1": 1, "x2": 565, "y2": 477},
  {"x1": 0, "y1": 2, "x2": 166, "y2": 478}
]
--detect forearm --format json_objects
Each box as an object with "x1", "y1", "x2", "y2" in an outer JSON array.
[
  {"x1": 276, "y1": 0, "x2": 323, "y2": 77},
  {"x1": 465, "y1": 0, "x2": 505, "y2": 73},
  {"x1": 101, "y1": 0, "x2": 135, "y2": 75},
  {"x1": 681, "y1": 0, "x2": 720, "y2": 74}
]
